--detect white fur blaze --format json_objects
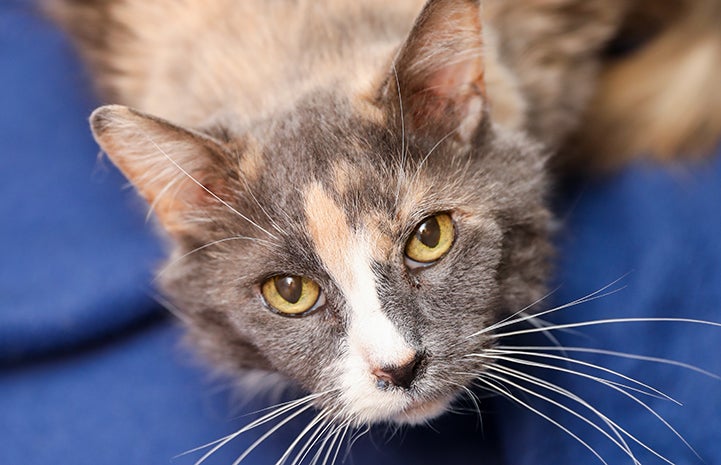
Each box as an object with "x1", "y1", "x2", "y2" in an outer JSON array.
[
  {"x1": 339, "y1": 241, "x2": 416, "y2": 423},
  {"x1": 303, "y1": 183, "x2": 415, "y2": 422}
]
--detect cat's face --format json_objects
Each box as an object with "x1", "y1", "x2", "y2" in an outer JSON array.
[{"x1": 89, "y1": 0, "x2": 551, "y2": 426}]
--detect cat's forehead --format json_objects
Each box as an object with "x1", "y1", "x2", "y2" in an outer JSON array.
[
  {"x1": 256, "y1": 93, "x2": 394, "y2": 167},
  {"x1": 240, "y1": 95, "x2": 402, "y2": 205}
]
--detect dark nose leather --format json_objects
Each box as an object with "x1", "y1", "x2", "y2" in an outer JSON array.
[{"x1": 373, "y1": 353, "x2": 423, "y2": 389}]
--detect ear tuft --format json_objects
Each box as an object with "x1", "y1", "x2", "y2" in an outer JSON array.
[{"x1": 88, "y1": 105, "x2": 121, "y2": 136}]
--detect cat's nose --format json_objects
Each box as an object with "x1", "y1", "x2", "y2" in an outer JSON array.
[{"x1": 372, "y1": 352, "x2": 424, "y2": 389}]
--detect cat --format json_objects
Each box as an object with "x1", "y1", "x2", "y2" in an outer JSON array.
[{"x1": 48, "y1": 0, "x2": 721, "y2": 462}]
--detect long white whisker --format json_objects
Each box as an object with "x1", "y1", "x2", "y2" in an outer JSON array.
[
  {"x1": 329, "y1": 421, "x2": 352, "y2": 465},
  {"x1": 488, "y1": 363, "x2": 677, "y2": 465},
  {"x1": 305, "y1": 411, "x2": 348, "y2": 465},
  {"x1": 456, "y1": 383, "x2": 483, "y2": 420},
  {"x1": 392, "y1": 64, "x2": 405, "y2": 170},
  {"x1": 319, "y1": 422, "x2": 345, "y2": 465},
  {"x1": 344, "y1": 422, "x2": 368, "y2": 459},
  {"x1": 391, "y1": 63, "x2": 408, "y2": 210},
  {"x1": 236, "y1": 165, "x2": 289, "y2": 238},
  {"x1": 144, "y1": 136, "x2": 278, "y2": 239},
  {"x1": 496, "y1": 345, "x2": 721, "y2": 381},
  {"x1": 232, "y1": 147, "x2": 294, "y2": 240},
  {"x1": 477, "y1": 374, "x2": 610, "y2": 465},
  {"x1": 236, "y1": 392, "x2": 329, "y2": 419},
  {"x1": 491, "y1": 351, "x2": 701, "y2": 459},
  {"x1": 410, "y1": 129, "x2": 456, "y2": 185},
  {"x1": 229, "y1": 404, "x2": 317, "y2": 465},
  {"x1": 487, "y1": 366, "x2": 643, "y2": 465},
  {"x1": 274, "y1": 409, "x2": 332, "y2": 465},
  {"x1": 490, "y1": 317, "x2": 721, "y2": 340},
  {"x1": 147, "y1": 175, "x2": 181, "y2": 221},
  {"x1": 155, "y1": 235, "x2": 273, "y2": 280},
  {"x1": 189, "y1": 391, "x2": 327, "y2": 464},
  {"x1": 481, "y1": 349, "x2": 680, "y2": 404},
  {"x1": 486, "y1": 365, "x2": 643, "y2": 465},
  {"x1": 479, "y1": 286, "x2": 563, "y2": 336},
  {"x1": 519, "y1": 311, "x2": 569, "y2": 357},
  {"x1": 315, "y1": 422, "x2": 344, "y2": 465},
  {"x1": 471, "y1": 275, "x2": 630, "y2": 338}
]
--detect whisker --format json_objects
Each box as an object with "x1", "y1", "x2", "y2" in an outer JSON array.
[
  {"x1": 329, "y1": 421, "x2": 352, "y2": 465},
  {"x1": 274, "y1": 409, "x2": 332, "y2": 465},
  {"x1": 487, "y1": 352, "x2": 696, "y2": 454},
  {"x1": 487, "y1": 364, "x2": 676, "y2": 465},
  {"x1": 489, "y1": 317, "x2": 721, "y2": 340},
  {"x1": 480, "y1": 349, "x2": 680, "y2": 404},
  {"x1": 304, "y1": 411, "x2": 350, "y2": 465},
  {"x1": 480, "y1": 363, "x2": 640, "y2": 461},
  {"x1": 187, "y1": 390, "x2": 328, "y2": 464},
  {"x1": 154, "y1": 235, "x2": 273, "y2": 281},
  {"x1": 392, "y1": 64, "x2": 406, "y2": 172},
  {"x1": 290, "y1": 417, "x2": 335, "y2": 465},
  {"x1": 143, "y1": 135, "x2": 278, "y2": 239},
  {"x1": 311, "y1": 421, "x2": 344, "y2": 465},
  {"x1": 235, "y1": 392, "x2": 329, "y2": 419},
  {"x1": 470, "y1": 275, "x2": 630, "y2": 338},
  {"x1": 486, "y1": 366, "x2": 643, "y2": 465},
  {"x1": 410, "y1": 129, "x2": 456, "y2": 185},
  {"x1": 496, "y1": 351, "x2": 702, "y2": 461},
  {"x1": 392, "y1": 63, "x2": 407, "y2": 209},
  {"x1": 477, "y1": 285, "x2": 563, "y2": 336},
  {"x1": 322, "y1": 418, "x2": 349, "y2": 465},
  {"x1": 152, "y1": 293, "x2": 192, "y2": 325},
  {"x1": 229, "y1": 404, "x2": 317, "y2": 465},
  {"x1": 345, "y1": 422, "x2": 368, "y2": 458},
  {"x1": 458, "y1": 371, "x2": 514, "y2": 399},
  {"x1": 235, "y1": 163, "x2": 289, "y2": 238},
  {"x1": 519, "y1": 311, "x2": 569, "y2": 357},
  {"x1": 307, "y1": 415, "x2": 341, "y2": 465},
  {"x1": 147, "y1": 175, "x2": 182, "y2": 221},
  {"x1": 460, "y1": 384, "x2": 483, "y2": 420},
  {"x1": 496, "y1": 345, "x2": 721, "y2": 381},
  {"x1": 476, "y1": 374, "x2": 611, "y2": 465}
]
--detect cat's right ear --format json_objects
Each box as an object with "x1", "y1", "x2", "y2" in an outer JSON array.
[
  {"x1": 90, "y1": 105, "x2": 233, "y2": 236},
  {"x1": 380, "y1": 0, "x2": 486, "y2": 144}
]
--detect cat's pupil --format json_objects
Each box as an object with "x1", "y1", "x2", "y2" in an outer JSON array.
[
  {"x1": 417, "y1": 217, "x2": 441, "y2": 248},
  {"x1": 275, "y1": 276, "x2": 303, "y2": 303}
]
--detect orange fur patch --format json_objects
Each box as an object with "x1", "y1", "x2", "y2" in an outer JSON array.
[{"x1": 303, "y1": 182, "x2": 354, "y2": 283}]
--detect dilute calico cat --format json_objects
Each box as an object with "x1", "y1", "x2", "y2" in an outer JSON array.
[{"x1": 49, "y1": 0, "x2": 721, "y2": 460}]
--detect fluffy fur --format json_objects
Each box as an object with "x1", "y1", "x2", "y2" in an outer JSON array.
[{"x1": 48, "y1": 0, "x2": 720, "y2": 436}]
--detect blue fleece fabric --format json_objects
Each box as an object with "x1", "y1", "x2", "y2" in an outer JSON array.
[{"x1": 2, "y1": 2, "x2": 720, "y2": 465}]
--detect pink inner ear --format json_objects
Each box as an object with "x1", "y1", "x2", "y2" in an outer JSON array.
[
  {"x1": 424, "y1": 54, "x2": 486, "y2": 102},
  {"x1": 409, "y1": 56, "x2": 485, "y2": 139},
  {"x1": 396, "y1": 0, "x2": 486, "y2": 140}
]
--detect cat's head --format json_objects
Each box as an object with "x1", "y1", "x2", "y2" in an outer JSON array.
[{"x1": 89, "y1": 0, "x2": 550, "y2": 425}]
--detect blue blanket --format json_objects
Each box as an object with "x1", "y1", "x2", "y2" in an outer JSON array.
[{"x1": 2, "y1": 2, "x2": 719, "y2": 464}]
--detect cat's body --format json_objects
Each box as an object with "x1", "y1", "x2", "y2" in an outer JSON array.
[{"x1": 50, "y1": 0, "x2": 721, "y2": 451}]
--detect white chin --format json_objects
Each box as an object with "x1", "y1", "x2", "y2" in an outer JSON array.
[{"x1": 392, "y1": 396, "x2": 452, "y2": 425}]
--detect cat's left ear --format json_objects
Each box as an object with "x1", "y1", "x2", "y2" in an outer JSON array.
[{"x1": 381, "y1": 0, "x2": 486, "y2": 144}]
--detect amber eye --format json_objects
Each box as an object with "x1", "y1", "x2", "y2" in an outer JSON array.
[
  {"x1": 404, "y1": 213, "x2": 455, "y2": 266},
  {"x1": 261, "y1": 275, "x2": 323, "y2": 316}
]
